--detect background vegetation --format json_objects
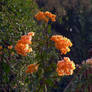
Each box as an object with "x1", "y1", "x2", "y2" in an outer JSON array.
[{"x1": 0, "y1": 0, "x2": 92, "y2": 92}]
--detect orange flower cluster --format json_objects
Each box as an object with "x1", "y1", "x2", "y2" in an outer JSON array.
[
  {"x1": 51, "y1": 35, "x2": 72, "y2": 54},
  {"x1": 56, "y1": 57, "x2": 75, "y2": 76},
  {"x1": 26, "y1": 64, "x2": 39, "y2": 74},
  {"x1": 35, "y1": 11, "x2": 56, "y2": 22},
  {"x1": 15, "y1": 32, "x2": 34, "y2": 56}
]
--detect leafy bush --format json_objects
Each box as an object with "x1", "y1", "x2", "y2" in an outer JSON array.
[{"x1": 0, "y1": 0, "x2": 92, "y2": 92}]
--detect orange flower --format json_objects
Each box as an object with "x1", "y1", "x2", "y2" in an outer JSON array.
[
  {"x1": 56, "y1": 57, "x2": 75, "y2": 76},
  {"x1": 35, "y1": 11, "x2": 56, "y2": 22},
  {"x1": 44, "y1": 11, "x2": 56, "y2": 22},
  {"x1": 15, "y1": 43, "x2": 32, "y2": 56},
  {"x1": 51, "y1": 35, "x2": 72, "y2": 54},
  {"x1": 20, "y1": 36, "x2": 32, "y2": 44},
  {"x1": 8, "y1": 45, "x2": 13, "y2": 49},
  {"x1": 0, "y1": 46, "x2": 2, "y2": 50},
  {"x1": 35, "y1": 11, "x2": 48, "y2": 22},
  {"x1": 60, "y1": 47, "x2": 70, "y2": 54},
  {"x1": 35, "y1": 11, "x2": 44, "y2": 20},
  {"x1": 26, "y1": 64, "x2": 39, "y2": 74},
  {"x1": 28, "y1": 32, "x2": 35, "y2": 37},
  {"x1": 15, "y1": 32, "x2": 34, "y2": 56}
]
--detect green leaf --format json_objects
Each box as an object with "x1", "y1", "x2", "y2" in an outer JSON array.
[
  {"x1": 2, "y1": 62, "x2": 10, "y2": 74},
  {"x1": 45, "y1": 78, "x2": 54, "y2": 86},
  {"x1": 59, "y1": 17, "x2": 63, "y2": 24},
  {"x1": 25, "y1": 77, "x2": 29, "y2": 83},
  {"x1": 3, "y1": 74, "x2": 9, "y2": 83},
  {"x1": 48, "y1": 24, "x2": 51, "y2": 34}
]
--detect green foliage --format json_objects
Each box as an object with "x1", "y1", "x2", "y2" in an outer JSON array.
[
  {"x1": 0, "y1": 0, "x2": 42, "y2": 91},
  {"x1": 0, "y1": 0, "x2": 92, "y2": 92},
  {"x1": 0, "y1": 0, "x2": 59, "y2": 91}
]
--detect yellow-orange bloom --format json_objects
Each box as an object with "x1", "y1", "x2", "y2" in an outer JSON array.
[
  {"x1": 51, "y1": 35, "x2": 72, "y2": 54},
  {"x1": 8, "y1": 45, "x2": 13, "y2": 49},
  {"x1": 35, "y1": 11, "x2": 44, "y2": 21},
  {"x1": 35, "y1": 11, "x2": 56, "y2": 22},
  {"x1": 15, "y1": 43, "x2": 32, "y2": 56},
  {"x1": 0, "y1": 46, "x2": 2, "y2": 50},
  {"x1": 26, "y1": 64, "x2": 39, "y2": 74},
  {"x1": 28, "y1": 32, "x2": 35, "y2": 37},
  {"x1": 44, "y1": 11, "x2": 56, "y2": 22},
  {"x1": 35, "y1": 11, "x2": 48, "y2": 22},
  {"x1": 56, "y1": 57, "x2": 75, "y2": 76},
  {"x1": 15, "y1": 32, "x2": 34, "y2": 56}
]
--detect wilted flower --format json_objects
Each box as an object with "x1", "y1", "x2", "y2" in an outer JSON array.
[
  {"x1": 51, "y1": 35, "x2": 72, "y2": 54},
  {"x1": 26, "y1": 64, "x2": 39, "y2": 74},
  {"x1": 56, "y1": 57, "x2": 75, "y2": 76}
]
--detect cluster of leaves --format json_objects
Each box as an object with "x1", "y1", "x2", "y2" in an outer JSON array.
[
  {"x1": 0, "y1": 0, "x2": 43, "y2": 91},
  {"x1": 0, "y1": 0, "x2": 61, "y2": 91}
]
